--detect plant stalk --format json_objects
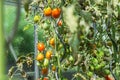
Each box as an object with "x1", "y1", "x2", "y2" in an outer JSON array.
[{"x1": 0, "y1": 0, "x2": 6, "y2": 79}]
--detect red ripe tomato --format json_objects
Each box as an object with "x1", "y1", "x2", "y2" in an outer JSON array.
[
  {"x1": 41, "y1": 68, "x2": 48, "y2": 75},
  {"x1": 105, "y1": 75, "x2": 114, "y2": 80},
  {"x1": 37, "y1": 42, "x2": 45, "y2": 52},
  {"x1": 52, "y1": 8, "x2": 61, "y2": 18}
]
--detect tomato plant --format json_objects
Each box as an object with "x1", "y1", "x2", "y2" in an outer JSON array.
[{"x1": 8, "y1": 0, "x2": 120, "y2": 80}]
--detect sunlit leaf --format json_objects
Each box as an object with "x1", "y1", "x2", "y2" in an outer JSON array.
[
  {"x1": 107, "y1": 2, "x2": 112, "y2": 15},
  {"x1": 63, "y1": 5, "x2": 78, "y2": 33},
  {"x1": 23, "y1": 24, "x2": 31, "y2": 31},
  {"x1": 80, "y1": 11, "x2": 92, "y2": 23},
  {"x1": 94, "y1": 0, "x2": 103, "y2": 4}
]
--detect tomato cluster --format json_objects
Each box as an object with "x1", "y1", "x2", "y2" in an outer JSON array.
[
  {"x1": 34, "y1": 10, "x2": 66, "y2": 78},
  {"x1": 30, "y1": 1, "x2": 116, "y2": 80},
  {"x1": 85, "y1": 44, "x2": 112, "y2": 78},
  {"x1": 36, "y1": 37, "x2": 57, "y2": 79},
  {"x1": 44, "y1": 7, "x2": 61, "y2": 19}
]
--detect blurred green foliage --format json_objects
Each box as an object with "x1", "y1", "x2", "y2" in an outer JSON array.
[{"x1": 4, "y1": 5, "x2": 34, "y2": 60}]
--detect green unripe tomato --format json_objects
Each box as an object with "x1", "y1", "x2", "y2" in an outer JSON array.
[
  {"x1": 100, "y1": 61, "x2": 106, "y2": 67},
  {"x1": 91, "y1": 58, "x2": 98, "y2": 65},
  {"x1": 104, "y1": 69, "x2": 110, "y2": 75},
  {"x1": 80, "y1": 35, "x2": 85, "y2": 39},
  {"x1": 87, "y1": 71, "x2": 93, "y2": 77},
  {"x1": 43, "y1": 22, "x2": 49, "y2": 30},
  {"x1": 43, "y1": 58, "x2": 49, "y2": 67},
  {"x1": 58, "y1": 44, "x2": 63, "y2": 50},
  {"x1": 65, "y1": 38, "x2": 68, "y2": 43},
  {"x1": 94, "y1": 65, "x2": 101, "y2": 70},
  {"x1": 69, "y1": 55, "x2": 74, "y2": 62},
  {"x1": 97, "y1": 51, "x2": 104, "y2": 58},
  {"x1": 89, "y1": 65, "x2": 94, "y2": 71}
]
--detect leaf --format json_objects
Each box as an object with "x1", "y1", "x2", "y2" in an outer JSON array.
[
  {"x1": 23, "y1": 24, "x2": 31, "y2": 31},
  {"x1": 21, "y1": 70, "x2": 27, "y2": 78},
  {"x1": 107, "y1": 2, "x2": 113, "y2": 15},
  {"x1": 63, "y1": 5, "x2": 78, "y2": 33},
  {"x1": 79, "y1": 18, "x2": 90, "y2": 33},
  {"x1": 81, "y1": 11, "x2": 92, "y2": 23},
  {"x1": 8, "y1": 66, "x2": 15, "y2": 77},
  {"x1": 112, "y1": 0, "x2": 118, "y2": 8},
  {"x1": 69, "y1": 33, "x2": 79, "y2": 53},
  {"x1": 94, "y1": 0, "x2": 103, "y2": 4}
]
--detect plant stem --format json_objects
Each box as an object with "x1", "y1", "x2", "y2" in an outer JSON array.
[
  {"x1": 55, "y1": 72, "x2": 59, "y2": 80},
  {"x1": 52, "y1": 19, "x2": 61, "y2": 80},
  {"x1": 57, "y1": 52, "x2": 61, "y2": 79},
  {"x1": 0, "y1": 0, "x2": 6, "y2": 79},
  {"x1": 53, "y1": 18, "x2": 67, "y2": 62},
  {"x1": 9, "y1": 43, "x2": 17, "y2": 61}
]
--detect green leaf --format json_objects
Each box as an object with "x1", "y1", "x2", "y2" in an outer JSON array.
[
  {"x1": 23, "y1": 24, "x2": 31, "y2": 31},
  {"x1": 63, "y1": 5, "x2": 78, "y2": 33}
]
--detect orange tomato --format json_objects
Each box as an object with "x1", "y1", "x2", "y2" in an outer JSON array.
[
  {"x1": 49, "y1": 38, "x2": 55, "y2": 47},
  {"x1": 52, "y1": 65, "x2": 56, "y2": 71},
  {"x1": 41, "y1": 68, "x2": 48, "y2": 75},
  {"x1": 44, "y1": 7, "x2": 52, "y2": 16},
  {"x1": 46, "y1": 51, "x2": 52, "y2": 60},
  {"x1": 43, "y1": 77, "x2": 48, "y2": 80},
  {"x1": 37, "y1": 42, "x2": 45, "y2": 52},
  {"x1": 36, "y1": 53, "x2": 44, "y2": 61},
  {"x1": 52, "y1": 8, "x2": 61, "y2": 18},
  {"x1": 57, "y1": 20, "x2": 62, "y2": 26}
]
